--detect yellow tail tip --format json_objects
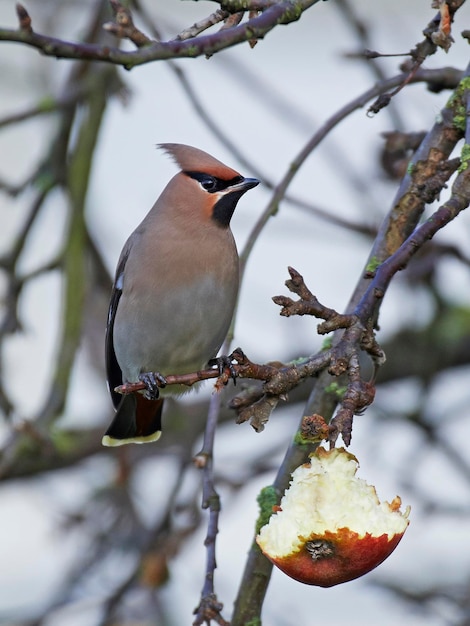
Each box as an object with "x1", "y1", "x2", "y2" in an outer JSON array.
[{"x1": 101, "y1": 431, "x2": 162, "y2": 447}]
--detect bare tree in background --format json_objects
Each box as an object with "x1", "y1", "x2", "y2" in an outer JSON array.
[{"x1": 1, "y1": 1, "x2": 470, "y2": 625}]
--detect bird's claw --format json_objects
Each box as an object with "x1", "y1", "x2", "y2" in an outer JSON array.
[
  {"x1": 138, "y1": 371, "x2": 167, "y2": 400},
  {"x1": 208, "y1": 355, "x2": 237, "y2": 386}
]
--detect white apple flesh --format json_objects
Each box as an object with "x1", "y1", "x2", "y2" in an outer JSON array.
[{"x1": 257, "y1": 447, "x2": 410, "y2": 587}]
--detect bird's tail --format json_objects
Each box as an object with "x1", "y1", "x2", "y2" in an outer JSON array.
[{"x1": 102, "y1": 394, "x2": 164, "y2": 446}]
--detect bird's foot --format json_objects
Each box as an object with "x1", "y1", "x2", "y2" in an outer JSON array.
[
  {"x1": 138, "y1": 371, "x2": 167, "y2": 400},
  {"x1": 208, "y1": 354, "x2": 237, "y2": 386}
]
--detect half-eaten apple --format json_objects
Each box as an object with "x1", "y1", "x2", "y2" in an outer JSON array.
[{"x1": 257, "y1": 446, "x2": 410, "y2": 587}]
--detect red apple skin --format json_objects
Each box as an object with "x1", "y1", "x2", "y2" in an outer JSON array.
[{"x1": 265, "y1": 528, "x2": 406, "y2": 587}]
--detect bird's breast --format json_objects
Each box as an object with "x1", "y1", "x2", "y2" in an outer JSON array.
[{"x1": 113, "y1": 252, "x2": 238, "y2": 384}]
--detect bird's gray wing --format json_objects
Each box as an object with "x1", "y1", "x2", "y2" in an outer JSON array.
[{"x1": 105, "y1": 239, "x2": 132, "y2": 409}]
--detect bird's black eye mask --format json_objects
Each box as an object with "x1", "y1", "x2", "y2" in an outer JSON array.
[{"x1": 185, "y1": 171, "x2": 243, "y2": 193}]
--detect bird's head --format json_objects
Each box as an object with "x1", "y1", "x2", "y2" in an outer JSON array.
[{"x1": 158, "y1": 143, "x2": 259, "y2": 227}]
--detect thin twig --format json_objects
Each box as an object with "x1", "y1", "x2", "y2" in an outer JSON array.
[
  {"x1": 193, "y1": 391, "x2": 228, "y2": 626},
  {"x1": 103, "y1": 0, "x2": 154, "y2": 47},
  {"x1": 177, "y1": 9, "x2": 230, "y2": 40}
]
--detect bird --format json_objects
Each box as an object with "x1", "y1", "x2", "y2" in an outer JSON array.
[{"x1": 103, "y1": 143, "x2": 259, "y2": 446}]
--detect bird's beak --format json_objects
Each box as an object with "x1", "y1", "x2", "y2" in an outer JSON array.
[{"x1": 229, "y1": 177, "x2": 260, "y2": 193}]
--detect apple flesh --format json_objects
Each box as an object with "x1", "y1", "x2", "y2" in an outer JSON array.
[{"x1": 256, "y1": 447, "x2": 410, "y2": 587}]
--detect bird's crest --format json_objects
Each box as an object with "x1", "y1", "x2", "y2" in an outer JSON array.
[{"x1": 158, "y1": 143, "x2": 241, "y2": 181}]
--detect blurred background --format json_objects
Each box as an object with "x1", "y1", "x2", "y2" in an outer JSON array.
[{"x1": 1, "y1": 1, "x2": 470, "y2": 624}]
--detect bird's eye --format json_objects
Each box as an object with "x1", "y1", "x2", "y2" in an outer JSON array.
[
  {"x1": 199, "y1": 176, "x2": 217, "y2": 192},
  {"x1": 185, "y1": 172, "x2": 226, "y2": 193}
]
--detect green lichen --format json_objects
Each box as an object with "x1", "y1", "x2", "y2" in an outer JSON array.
[
  {"x1": 446, "y1": 76, "x2": 470, "y2": 132},
  {"x1": 255, "y1": 485, "x2": 279, "y2": 534},
  {"x1": 280, "y1": 1, "x2": 303, "y2": 22},
  {"x1": 324, "y1": 382, "x2": 347, "y2": 398},
  {"x1": 244, "y1": 27, "x2": 255, "y2": 40},
  {"x1": 365, "y1": 256, "x2": 381, "y2": 274},
  {"x1": 452, "y1": 111, "x2": 466, "y2": 132},
  {"x1": 321, "y1": 336, "x2": 333, "y2": 351},
  {"x1": 406, "y1": 161, "x2": 414, "y2": 175},
  {"x1": 459, "y1": 143, "x2": 470, "y2": 172},
  {"x1": 287, "y1": 355, "x2": 309, "y2": 366},
  {"x1": 37, "y1": 95, "x2": 56, "y2": 112},
  {"x1": 189, "y1": 46, "x2": 200, "y2": 57},
  {"x1": 293, "y1": 430, "x2": 311, "y2": 446}
]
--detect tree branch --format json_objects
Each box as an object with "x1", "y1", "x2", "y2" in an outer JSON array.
[{"x1": 0, "y1": 1, "x2": 320, "y2": 68}]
